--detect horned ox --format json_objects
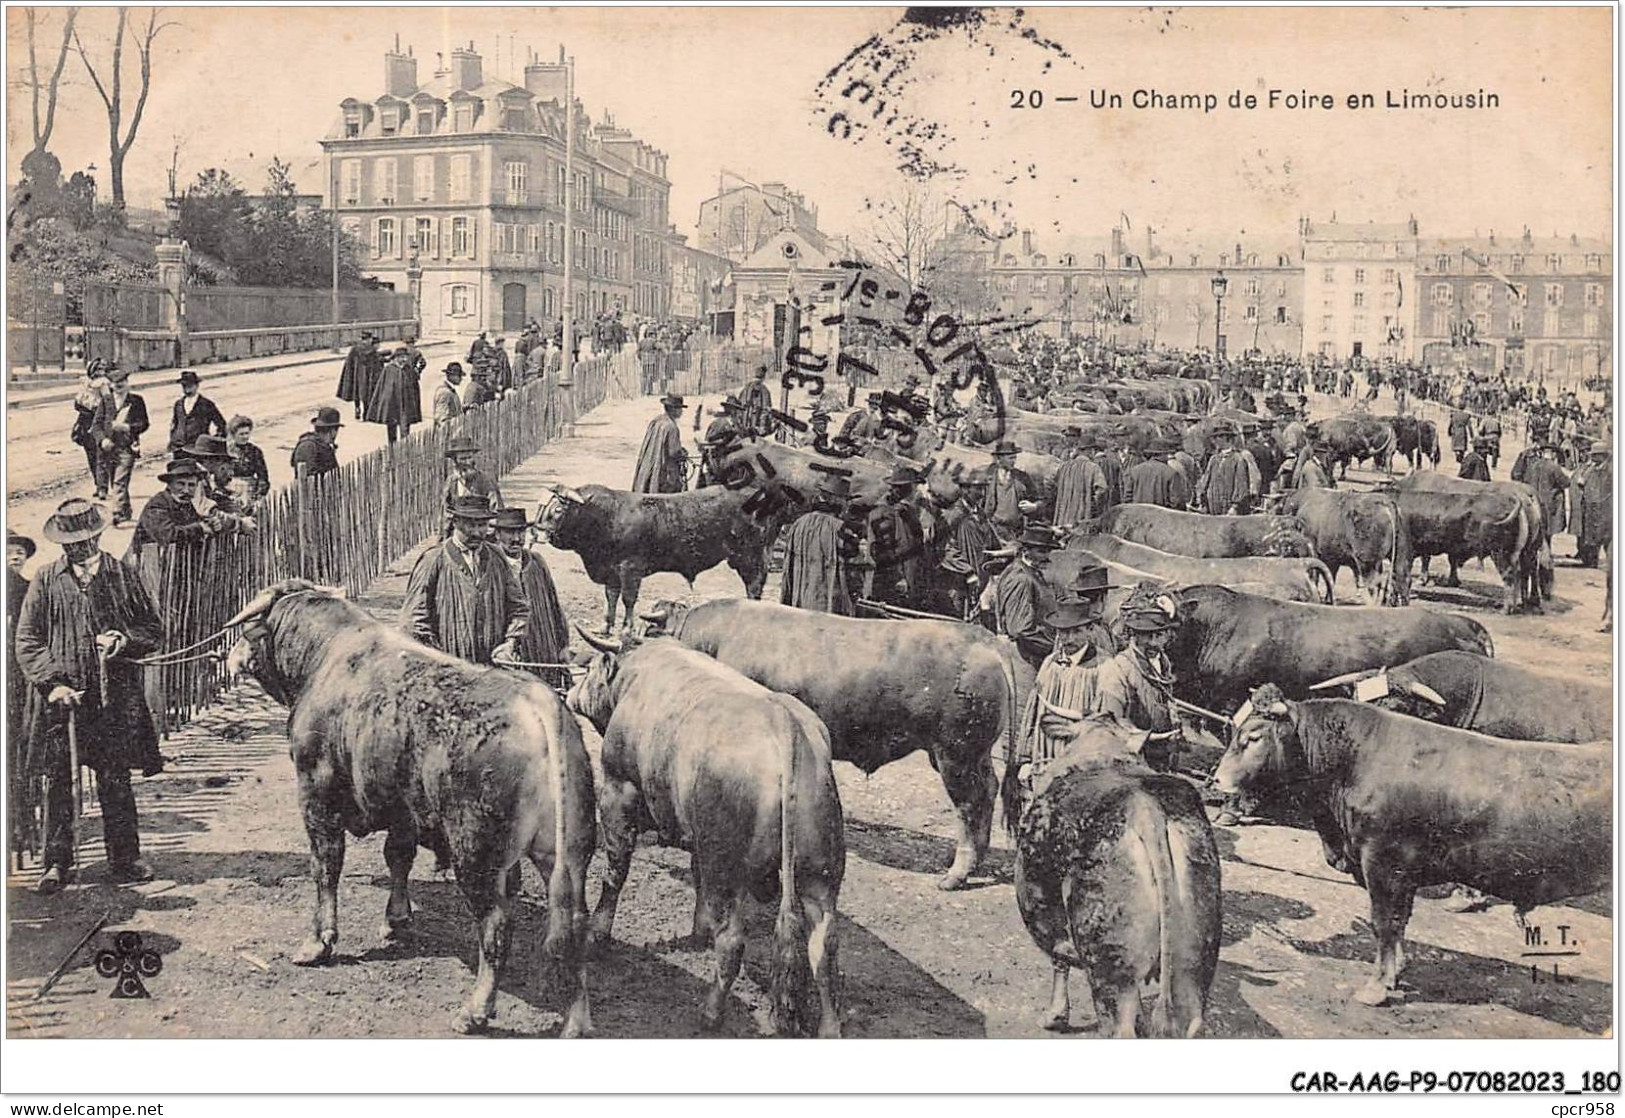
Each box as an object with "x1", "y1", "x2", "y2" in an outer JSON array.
[
  {"x1": 644, "y1": 598, "x2": 1031, "y2": 890},
  {"x1": 568, "y1": 630, "x2": 844, "y2": 1036},
  {"x1": 1276, "y1": 488, "x2": 1413, "y2": 605},
  {"x1": 1100, "y1": 504, "x2": 1317, "y2": 559},
  {"x1": 1066, "y1": 534, "x2": 1334, "y2": 604},
  {"x1": 1392, "y1": 471, "x2": 1550, "y2": 613},
  {"x1": 223, "y1": 580, "x2": 595, "y2": 1035},
  {"x1": 1217, "y1": 686, "x2": 1610, "y2": 1007}
]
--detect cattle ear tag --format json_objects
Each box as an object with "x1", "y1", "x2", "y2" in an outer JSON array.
[
  {"x1": 1355, "y1": 673, "x2": 1390, "y2": 702},
  {"x1": 1230, "y1": 700, "x2": 1254, "y2": 728}
]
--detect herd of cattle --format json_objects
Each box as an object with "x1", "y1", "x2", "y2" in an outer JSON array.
[{"x1": 214, "y1": 373, "x2": 1609, "y2": 1039}]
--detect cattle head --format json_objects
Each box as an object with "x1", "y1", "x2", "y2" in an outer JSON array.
[
  {"x1": 1308, "y1": 667, "x2": 1445, "y2": 719},
  {"x1": 565, "y1": 622, "x2": 639, "y2": 732},
  {"x1": 1212, "y1": 683, "x2": 1299, "y2": 796},
  {"x1": 221, "y1": 579, "x2": 345, "y2": 704},
  {"x1": 536, "y1": 484, "x2": 589, "y2": 545},
  {"x1": 635, "y1": 599, "x2": 693, "y2": 637}
]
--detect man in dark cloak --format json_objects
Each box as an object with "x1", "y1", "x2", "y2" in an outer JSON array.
[
  {"x1": 17, "y1": 499, "x2": 166, "y2": 891},
  {"x1": 490, "y1": 507, "x2": 571, "y2": 689},
  {"x1": 1572, "y1": 440, "x2": 1612, "y2": 568},
  {"x1": 365, "y1": 348, "x2": 424, "y2": 443},
  {"x1": 442, "y1": 436, "x2": 505, "y2": 540},
  {"x1": 401, "y1": 496, "x2": 527, "y2": 665},
  {"x1": 1052, "y1": 431, "x2": 1109, "y2": 531},
  {"x1": 631, "y1": 394, "x2": 689, "y2": 493},
  {"x1": 866, "y1": 465, "x2": 929, "y2": 608},
  {"x1": 994, "y1": 524, "x2": 1060, "y2": 670},
  {"x1": 1123, "y1": 438, "x2": 1192, "y2": 510},
  {"x1": 739, "y1": 366, "x2": 775, "y2": 436},
  {"x1": 780, "y1": 470, "x2": 860, "y2": 615},
  {"x1": 940, "y1": 477, "x2": 998, "y2": 620},
  {"x1": 336, "y1": 332, "x2": 381, "y2": 420}
]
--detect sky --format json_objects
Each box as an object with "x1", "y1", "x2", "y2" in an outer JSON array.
[{"x1": 6, "y1": 6, "x2": 1613, "y2": 249}]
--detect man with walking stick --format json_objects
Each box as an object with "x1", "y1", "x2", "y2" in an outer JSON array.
[{"x1": 15, "y1": 499, "x2": 166, "y2": 893}]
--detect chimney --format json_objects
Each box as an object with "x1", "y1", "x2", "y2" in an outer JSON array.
[
  {"x1": 385, "y1": 36, "x2": 417, "y2": 96},
  {"x1": 1110, "y1": 226, "x2": 1123, "y2": 260},
  {"x1": 450, "y1": 42, "x2": 482, "y2": 91},
  {"x1": 1021, "y1": 230, "x2": 1033, "y2": 257},
  {"x1": 524, "y1": 56, "x2": 568, "y2": 103},
  {"x1": 762, "y1": 182, "x2": 786, "y2": 198},
  {"x1": 1235, "y1": 241, "x2": 1243, "y2": 265},
  {"x1": 1408, "y1": 215, "x2": 1418, "y2": 236},
  {"x1": 1522, "y1": 226, "x2": 1533, "y2": 247}
]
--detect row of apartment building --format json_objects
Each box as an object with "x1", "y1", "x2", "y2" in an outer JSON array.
[{"x1": 976, "y1": 219, "x2": 1611, "y2": 379}]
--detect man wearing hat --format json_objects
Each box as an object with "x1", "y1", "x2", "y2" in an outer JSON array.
[
  {"x1": 740, "y1": 365, "x2": 775, "y2": 437},
  {"x1": 698, "y1": 396, "x2": 745, "y2": 487},
  {"x1": 632, "y1": 394, "x2": 690, "y2": 493},
  {"x1": 167, "y1": 370, "x2": 227, "y2": 455},
  {"x1": 402, "y1": 495, "x2": 528, "y2": 665},
  {"x1": 71, "y1": 358, "x2": 113, "y2": 501},
  {"x1": 127, "y1": 458, "x2": 214, "y2": 559},
  {"x1": 337, "y1": 332, "x2": 381, "y2": 420},
  {"x1": 17, "y1": 499, "x2": 166, "y2": 890},
  {"x1": 492, "y1": 507, "x2": 571, "y2": 689},
  {"x1": 1245, "y1": 418, "x2": 1282, "y2": 493},
  {"x1": 90, "y1": 363, "x2": 149, "y2": 526},
  {"x1": 1514, "y1": 440, "x2": 1571, "y2": 545},
  {"x1": 443, "y1": 435, "x2": 505, "y2": 539},
  {"x1": 1571, "y1": 439, "x2": 1612, "y2": 568},
  {"x1": 1055, "y1": 559, "x2": 1121, "y2": 667},
  {"x1": 1052, "y1": 429, "x2": 1108, "y2": 532},
  {"x1": 939, "y1": 475, "x2": 998, "y2": 621},
  {"x1": 985, "y1": 441, "x2": 1042, "y2": 539},
  {"x1": 1457, "y1": 434, "x2": 1493, "y2": 482},
  {"x1": 490, "y1": 336, "x2": 515, "y2": 395},
  {"x1": 463, "y1": 358, "x2": 499, "y2": 409},
  {"x1": 180, "y1": 435, "x2": 247, "y2": 518},
  {"x1": 866, "y1": 465, "x2": 929, "y2": 607},
  {"x1": 292, "y1": 407, "x2": 343, "y2": 481},
  {"x1": 367, "y1": 346, "x2": 425, "y2": 442},
  {"x1": 1011, "y1": 593, "x2": 1124, "y2": 777},
  {"x1": 1092, "y1": 428, "x2": 1126, "y2": 511},
  {"x1": 434, "y1": 363, "x2": 466, "y2": 428},
  {"x1": 1294, "y1": 436, "x2": 1337, "y2": 490},
  {"x1": 994, "y1": 523, "x2": 1059, "y2": 670},
  {"x1": 1088, "y1": 585, "x2": 1183, "y2": 772},
  {"x1": 780, "y1": 467, "x2": 860, "y2": 615},
  {"x1": 1197, "y1": 423, "x2": 1257, "y2": 514},
  {"x1": 1123, "y1": 437, "x2": 1191, "y2": 510},
  {"x1": 839, "y1": 392, "x2": 886, "y2": 445}
]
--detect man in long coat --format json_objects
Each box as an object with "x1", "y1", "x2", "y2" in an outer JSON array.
[
  {"x1": 433, "y1": 363, "x2": 466, "y2": 428},
  {"x1": 336, "y1": 332, "x2": 381, "y2": 420},
  {"x1": 490, "y1": 507, "x2": 571, "y2": 689},
  {"x1": 365, "y1": 348, "x2": 424, "y2": 443},
  {"x1": 631, "y1": 394, "x2": 689, "y2": 493},
  {"x1": 985, "y1": 442, "x2": 1042, "y2": 538},
  {"x1": 8, "y1": 534, "x2": 38, "y2": 857},
  {"x1": 994, "y1": 524, "x2": 1059, "y2": 671},
  {"x1": 401, "y1": 496, "x2": 527, "y2": 665},
  {"x1": 442, "y1": 435, "x2": 505, "y2": 540},
  {"x1": 1123, "y1": 438, "x2": 1191, "y2": 510},
  {"x1": 1517, "y1": 443, "x2": 1570, "y2": 542},
  {"x1": 1572, "y1": 441, "x2": 1613, "y2": 567},
  {"x1": 1197, "y1": 425, "x2": 1256, "y2": 513},
  {"x1": 739, "y1": 365, "x2": 775, "y2": 437},
  {"x1": 780, "y1": 471, "x2": 860, "y2": 615},
  {"x1": 939, "y1": 477, "x2": 998, "y2": 621},
  {"x1": 17, "y1": 499, "x2": 166, "y2": 891},
  {"x1": 1052, "y1": 431, "x2": 1109, "y2": 531},
  {"x1": 866, "y1": 466, "x2": 929, "y2": 608}
]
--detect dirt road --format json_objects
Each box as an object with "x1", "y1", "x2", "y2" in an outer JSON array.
[{"x1": 5, "y1": 388, "x2": 1612, "y2": 1040}]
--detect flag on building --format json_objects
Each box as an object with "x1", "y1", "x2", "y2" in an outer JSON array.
[
  {"x1": 1461, "y1": 248, "x2": 1521, "y2": 296},
  {"x1": 1120, "y1": 211, "x2": 1132, "y2": 231}
]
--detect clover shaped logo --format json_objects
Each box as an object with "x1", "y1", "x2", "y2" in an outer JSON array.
[{"x1": 95, "y1": 930, "x2": 162, "y2": 998}]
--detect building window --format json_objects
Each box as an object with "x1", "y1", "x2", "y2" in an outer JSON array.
[
  {"x1": 449, "y1": 284, "x2": 471, "y2": 317},
  {"x1": 414, "y1": 216, "x2": 434, "y2": 256},
  {"x1": 1245, "y1": 278, "x2": 1260, "y2": 296},
  {"x1": 1435, "y1": 255, "x2": 1450, "y2": 271},
  {"x1": 1275, "y1": 281, "x2": 1287, "y2": 298},
  {"x1": 1507, "y1": 254, "x2": 1523, "y2": 272},
  {"x1": 373, "y1": 159, "x2": 398, "y2": 205},
  {"x1": 1585, "y1": 283, "x2": 1604, "y2": 306},
  {"x1": 1382, "y1": 268, "x2": 1395, "y2": 284},
  {"x1": 450, "y1": 155, "x2": 472, "y2": 202},
  {"x1": 1381, "y1": 290, "x2": 1396, "y2": 307},
  {"x1": 1431, "y1": 310, "x2": 1449, "y2": 335},
  {"x1": 417, "y1": 108, "x2": 435, "y2": 135},
  {"x1": 1471, "y1": 282, "x2": 1490, "y2": 305},
  {"x1": 502, "y1": 105, "x2": 527, "y2": 131},
  {"x1": 1351, "y1": 243, "x2": 1368, "y2": 258},
  {"x1": 1321, "y1": 267, "x2": 1335, "y2": 283},
  {"x1": 1031, "y1": 275, "x2": 1049, "y2": 293},
  {"x1": 1094, "y1": 253, "x2": 1106, "y2": 269},
  {"x1": 453, "y1": 102, "x2": 474, "y2": 132},
  {"x1": 1584, "y1": 312, "x2": 1599, "y2": 335},
  {"x1": 505, "y1": 160, "x2": 528, "y2": 205},
  {"x1": 1511, "y1": 283, "x2": 1528, "y2": 305},
  {"x1": 1585, "y1": 253, "x2": 1603, "y2": 271},
  {"x1": 1352, "y1": 316, "x2": 1367, "y2": 335},
  {"x1": 1353, "y1": 269, "x2": 1366, "y2": 285},
  {"x1": 1473, "y1": 312, "x2": 1491, "y2": 335},
  {"x1": 1544, "y1": 309, "x2": 1561, "y2": 336},
  {"x1": 344, "y1": 109, "x2": 362, "y2": 138},
  {"x1": 381, "y1": 107, "x2": 399, "y2": 136},
  {"x1": 340, "y1": 159, "x2": 361, "y2": 205},
  {"x1": 1545, "y1": 283, "x2": 1565, "y2": 307},
  {"x1": 1546, "y1": 254, "x2": 1564, "y2": 272},
  {"x1": 1320, "y1": 315, "x2": 1333, "y2": 332},
  {"x1": 1431, "y1": 283, "x2": 1453, "y2": 306},
  {"x1": 1509, "y1": 308, "x2": 1524, "y2": 335},
  {"x1": 1353, "y1": 292, "x2": 1365, "y2": 308},
  {"x1": 452, "y1": 216, "x2": 472, "y2": 257},
  {"x1": 1275, "y1": 306, "x2": 1287, "y2": 324},
  {"x1": 1244, "y1": 304, "x2": 1258, "y2": 322},
  {"x1": 413, "y1": 156, "x2": 434, "y2": 202},
  {"x1": 1277, "y1": 254, "x2": 1291, "y2": 267},
  {"x1": 375, "y1": 217, "x2": 396, "y2": 258}
]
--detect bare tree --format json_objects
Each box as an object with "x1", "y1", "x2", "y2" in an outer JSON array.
[
  {"x1": 24, "y1": 7, "x2": 79, "y2": 160},
  {"x1": 857, "y1": 180, "x2": 951, "y2": 292},
  {"x1": 73, "y1": 6, "x2": 177, "y2": 208}
]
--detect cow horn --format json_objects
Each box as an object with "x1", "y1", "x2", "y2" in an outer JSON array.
[
  {"x1": 1404, "y1": 680, "x2": 1447, "y2": 707},
  {"x1": 574, "y1": 622, "x2": 623, "y2": 655},
  {"x1": 637, "y1": 605, "x2": 669, "y2": 624},
  {"x1": 1308, "y1": 668, "x2": 1380, "y2": 691},
  {"x1": 223, "y1": 585, "x2": 283, "y2": 629}
]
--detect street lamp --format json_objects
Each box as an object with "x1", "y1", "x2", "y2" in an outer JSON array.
[{"x1": 1210, "y1": 270, "x2": 1228, "y2": 361}]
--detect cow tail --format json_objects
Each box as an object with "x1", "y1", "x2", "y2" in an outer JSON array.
[
  {"x1": 542, "y1": 703, "x2": 575, "y2": 972},
  {"x1": 997, "y1": 647, "x2": 1025, "y2": 837},
  {"x1": 1383, "y1": 496, "x2": 1412, "y2": 606},
  {"x1": 770, "y1": 711, "x2": 807, "y2": 1035},
  {"x1": 1131, "y1": 798, "x2": 1185, "y2": 1038}
]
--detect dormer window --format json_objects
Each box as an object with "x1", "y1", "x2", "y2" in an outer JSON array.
[
  {"x1": 453, "y1": 102, "x2": 474, "y2": 132},
  {"x1": 344, "y1": 109, "x2": 361, "y2": 138},
  {"x1": 381, "y1": 107, "x2": 399, "y2": 136},
  {"x1": 1094, "y1": 253, "x2": 1106, "y2": 269},
  {"x1": 417, "y1": 109, "x2": 435, "y2": 135},
  {"x1": 502, "y1": 105, "x2": 527, "y2": 131}
]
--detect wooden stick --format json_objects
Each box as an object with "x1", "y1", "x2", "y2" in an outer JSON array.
[{"x1": 36, "y1": 910, "x2": 110, "y2": 1000}]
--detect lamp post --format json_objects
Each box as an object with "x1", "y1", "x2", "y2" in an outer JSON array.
[{"x1": 1210, "y1": 270, "x2": 1228, "y2": 362}]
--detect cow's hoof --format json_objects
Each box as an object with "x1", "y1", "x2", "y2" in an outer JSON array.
[
  {"x1": 1353, "y1": 982, "x2": 1393, "y2": 1007},
  {"x1": 452, "y1": 1007, "x2": 490, "y2": 1034},
  {"x1": 291, "y1": 937, "x2": 335, "y2": 966},
  {"x1": 1042, "y1": 1010, "x2": 1069, "y2": 1032},
  {"x1": 378, "y1": 918, "x2": 412, "y2": 944},
  {"x1": 935, "y1": 872, "x2": 970, "y2": 892}
]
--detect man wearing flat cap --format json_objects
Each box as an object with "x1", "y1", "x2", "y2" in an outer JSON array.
[
  {"x1": 994, "y1": 523, "x2": 1060, "y2": 670},
  {"x1": 17, "y1": 499, "x2": 166, "y2": 891},
  {"x1": 1053, "y1": 430, "x2": 1108, "y2": 533},
  {"x1": 167, "y1": 370, "x2": 227, "y2": 455},
  {"x1": 632, "y1": 394, "x2": 690, "y2": 493},
  {"x1": 491, "y1": 507, "x2": 571, "y2": 688},
  {"x1": 781, "y1": 468, "x2": 861, "y2": 615},
  {"x1": 402, "y1": 495, "x2": 528, "y2": 665}
]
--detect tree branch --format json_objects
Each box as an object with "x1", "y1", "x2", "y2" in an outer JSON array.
[
  {"x1": 120, "y1": 7, "x2": 173, "y2": 155},
  {"x1": 40, "y1": 8, "x2": 79, "y2": 151}
]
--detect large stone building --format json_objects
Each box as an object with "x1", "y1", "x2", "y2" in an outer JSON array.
[
  {"x1": 694, "y1": 180, "x2": 823, "y2": 264},
  {"x1": 1413, "y1": 231, "x2": 1611, "y2": 380},
  {"x1": 321, "y1": 41, "x2": 679, "y2": 335},
  {"x1": 669, "y1": 236, "x2": 734, "y2": 332},
  {"x1": 1298, "y1": 218, "x2": 1417, "y2": 362}
]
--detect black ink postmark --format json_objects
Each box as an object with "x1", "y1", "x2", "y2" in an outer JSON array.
[{"x1": 95, "y1": 930, "x2": 163, "y2": 999}]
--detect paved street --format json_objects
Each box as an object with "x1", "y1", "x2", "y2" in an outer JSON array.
[{"x1": 5, "y1": 385, "x2": 1611, "y2": 1041}]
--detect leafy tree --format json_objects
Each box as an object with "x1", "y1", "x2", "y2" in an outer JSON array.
[
  {"x1": 175, "y1": 168, "x2": 252, "y2": 280},
  {"x1": 61, "y1": 171, "x2": 97, "y2": 230}
]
